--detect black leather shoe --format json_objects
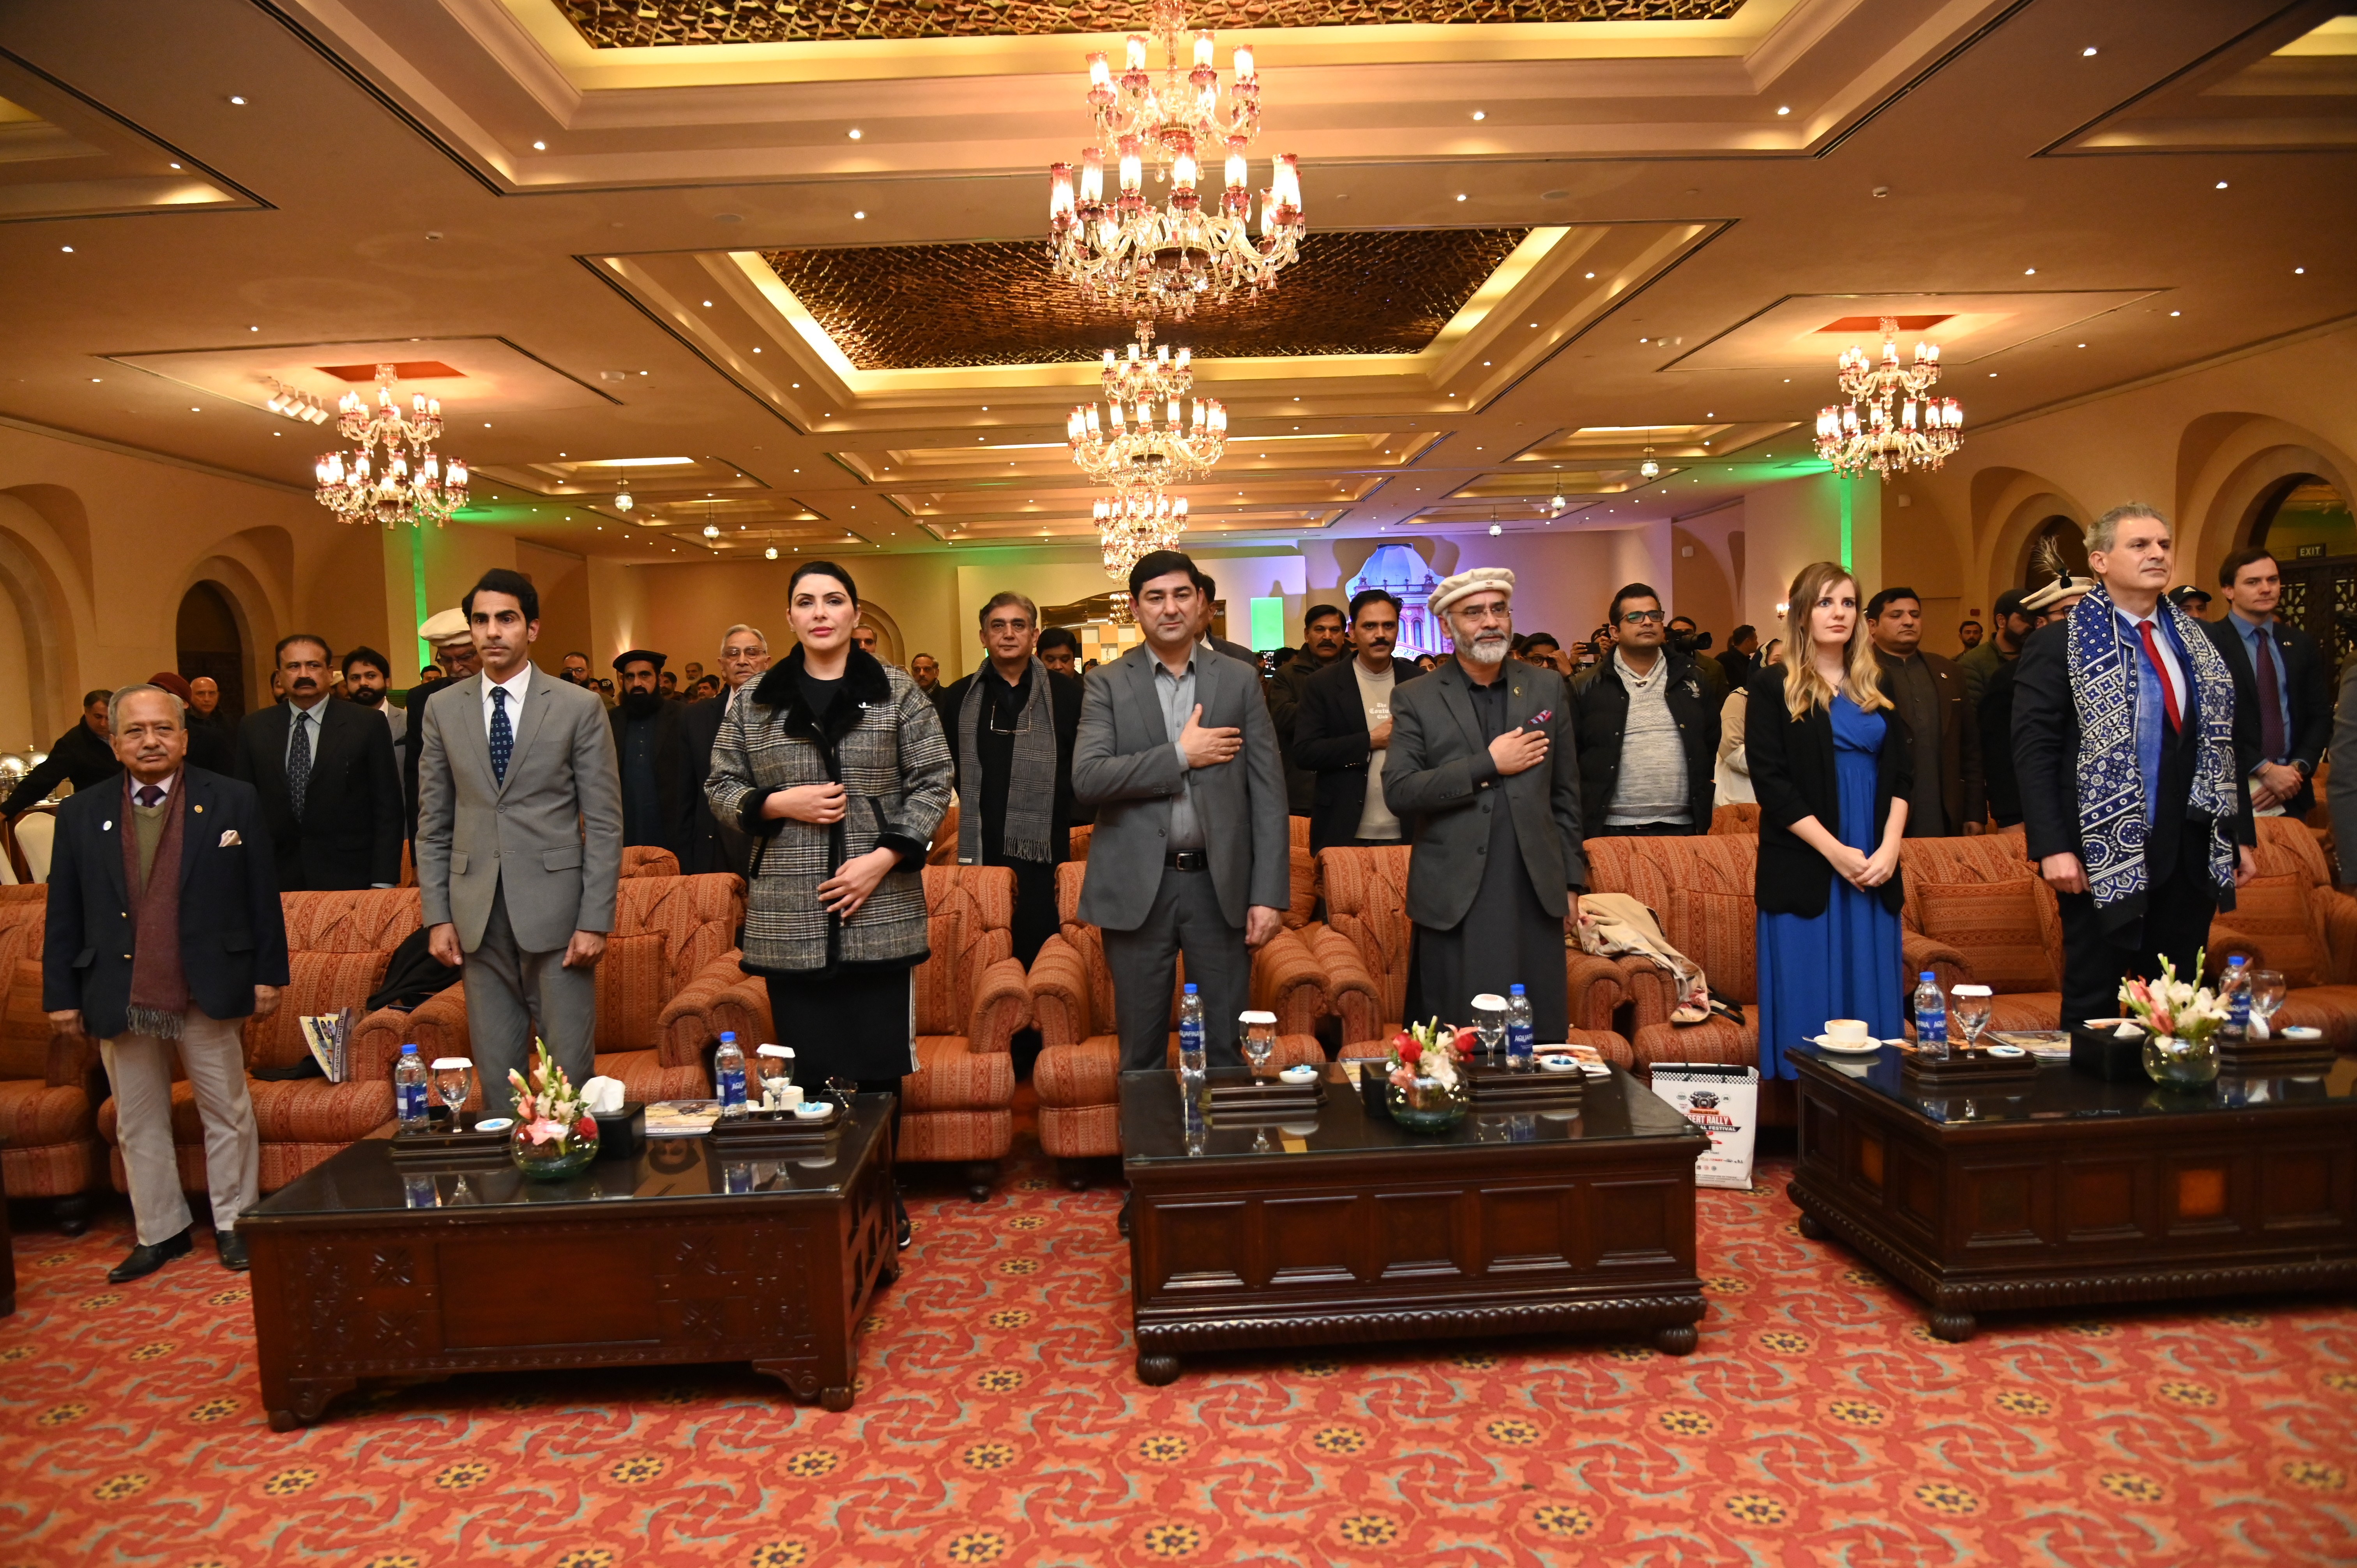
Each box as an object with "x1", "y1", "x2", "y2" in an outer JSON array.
[
  {"x1": 108, "y1": 1227, "x2": 192, "y2": 1284},
  {"x1": 1117, "y1": 1194, "x2": 1133, "y2": 1238},
  {"x1": 216, "y1": 1229, "x2": 249, "y2": 1272},
  {"x1": 893, "y1": 1195, "x2": 913, "y2": 1252}
]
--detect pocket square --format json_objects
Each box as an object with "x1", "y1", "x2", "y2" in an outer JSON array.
[{"x1": 218, "y1": 830, "x2": 242, "y2": 847}]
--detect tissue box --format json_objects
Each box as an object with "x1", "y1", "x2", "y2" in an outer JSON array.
[
  {"x1": 592, "y1": 1102, "x2": 646, "y2": 1160},
  {"x1": 2069, "y1": 1026, "x2": 2145, "y2": 1083}
]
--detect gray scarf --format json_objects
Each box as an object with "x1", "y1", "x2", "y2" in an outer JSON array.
[{"x1": 957, "y1": 658, "x2": 1056, "y2": 865}]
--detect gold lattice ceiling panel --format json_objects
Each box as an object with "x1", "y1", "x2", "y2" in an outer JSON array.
[
  {"x1": 761, "y1": 230, "x2": 1530, "y2": 369},
  {"x1": 557, "y1": 0, "x2": 1739, "y2": 47}
]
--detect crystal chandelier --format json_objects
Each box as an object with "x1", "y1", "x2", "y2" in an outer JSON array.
[
  {"x1": 1814, "y1": 317, "x2": 1963, "y2": 479},
  {"x1": 1069, "y1": 325, "x2": 1228, "y2": 488},
  {"x1": 1046, "y1": 0, "x2": 1303, "y2": 325},
  {"x1": 1096, "y1": 489, "x2": 1190, "y2": 582},
  {"x1": 312, "y1": 364, "x2": 469, "y2": 527}
]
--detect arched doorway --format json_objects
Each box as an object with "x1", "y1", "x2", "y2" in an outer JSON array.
[
  {"x1": 177, "y1": 582, "x2": 249, "y2": 726},
  {"x1": 2253, "y1": 474, "x2": 2356, "y2": 668},
  {"x1": 2018, "y1": 514, "x2": 2090, "y2": 590}
]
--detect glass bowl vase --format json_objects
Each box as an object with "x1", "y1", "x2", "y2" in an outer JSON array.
[
  {"x1": 1386, "y1": 1073, "x2": 1469, "y2": 1134},
  {"x1": 2141, "y1": 1033, "x2": 2219, "y2": 1092},
  {"x1": 509, "y1": 1118, "x2": 599, "y2": 1180}
]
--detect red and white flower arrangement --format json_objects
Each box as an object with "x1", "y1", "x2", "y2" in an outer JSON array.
[
  {"x1": 2118, "y1": 950, "x2": 2228, "y2": 1045},
  {"x1": 508, "y1": 1041, "x2": 597, "y2": 1151},
  {"x1": 1386, "y1": 1016, "x2": 1475, "y2": 1091}
]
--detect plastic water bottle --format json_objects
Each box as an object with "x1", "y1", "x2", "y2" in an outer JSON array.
[
  {"x1": 1505, "y1": 984, "x2": 1536, "y2": 1073},
  {"x1": 393, "y1": 1044, "x2": 429, "y2": 1129},
  {"x1": 1177, "y1": 984, "x2": 1208, "y2": 1091},
  {"x1": 2220, "y1": 956, "x2": 2250, "y2": 1041},
  {"x1": 714, "y1": 1031, "x2": 748, "y2": 1119},
  {"x1": 1912, "y1": 973, "x2": 1948, "y2": 1059}
]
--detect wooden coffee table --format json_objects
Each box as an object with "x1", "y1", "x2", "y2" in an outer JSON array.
[
  {"x1": 1119, "y1": 1065, "x2": 1710, "y2": 1384},
  {"x1": 241, "y1": 1095, "x2": 896, "y2": 1429},
  {"x1": 1786, "y1": 1044, "x2": 2357, "y2": 1341}
]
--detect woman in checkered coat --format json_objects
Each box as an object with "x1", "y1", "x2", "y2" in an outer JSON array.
[{"x1": 706, "y1": 560, "x2": 953, "y2": 1150}]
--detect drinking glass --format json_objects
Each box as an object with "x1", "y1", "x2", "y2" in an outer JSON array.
[
  {"x1": 431, "y1": 1058, "x2": 473, "y2": 1125},
  {"x1": 2249, "y1": 969, "x2": 2287, "y2": 1039},
  {"x1": 1471, "y1": 994, "x2": 1507, "y2": 1068},
  {"x1": 825, "y1": 1076, "x2": 858, "y2": 1111},
  {"x1": 1241, "y1": 1012, "x2": 1277, "y2": 1079},
  {"x1": 1951, "y1": 986, "x2": 1993, "y2": 1052}
]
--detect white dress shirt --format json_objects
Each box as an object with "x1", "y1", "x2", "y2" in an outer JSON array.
[{"x1": 481, "y1": 663, "x2": 533, "y2": 735}]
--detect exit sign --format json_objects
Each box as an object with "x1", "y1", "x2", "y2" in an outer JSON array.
[{"x1": 2297, "y1": 543, "x2": 2326, "y2": 559}]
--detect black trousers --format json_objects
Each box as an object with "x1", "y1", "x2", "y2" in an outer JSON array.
[
  {"x1": 1588, "y1": 820, "x2": 1701, "y2": 839},
  {"x1": 2056, "y1": 842, "x2": 2220, "y2": 1027}
]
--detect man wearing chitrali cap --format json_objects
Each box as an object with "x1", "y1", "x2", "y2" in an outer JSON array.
[
  {"x1": 608, "y1": 648, "x2": 686, "y2": 853},
  {"x1": 1380, "y1": 567, "x2": 1589, "y2": 1041},
  {"x1": 403, "y1": 608, "x2": 484, "y2": 843}
]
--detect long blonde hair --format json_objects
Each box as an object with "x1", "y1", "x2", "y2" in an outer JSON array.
[{"x1": 1781, "y1": 561, "x2": 1890, "y2": 720}]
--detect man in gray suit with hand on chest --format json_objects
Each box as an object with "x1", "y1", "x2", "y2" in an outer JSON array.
[
  {"x1": 1073, "y1": 550, "x2": 1290, "y2": 1071},
  {"x1": 416, "y1": 569, "x2": 624, "y2": 1115}
]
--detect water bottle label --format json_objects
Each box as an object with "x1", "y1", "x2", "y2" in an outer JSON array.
[
  {"x1": 718, "y1": 1068, "x2": 746, "y2": 1107},
  {"x1": 398, "y1": 1083, "x2": 428, "y2": 1121},
  {"x1": 1178, "y1": 1021, "x2": 1205, "y2": 1054},
  {"x1": 1506, "y1": 1022, "x2": 1535, "y2": 1063},
  {"x1": 1919, "y1": 1016, "x2": 1945, "y2": 1044}
]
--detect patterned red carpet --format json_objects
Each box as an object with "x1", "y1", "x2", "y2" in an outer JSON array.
[{"x1": 5, "y1": 1095, "x2": 2355, "y2": 1568}]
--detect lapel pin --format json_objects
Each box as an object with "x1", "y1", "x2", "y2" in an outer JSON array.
[
  {"x1": 193, "y1": 804, "x2": 203, "y2": 813},
  {"x1": 102, "y1": 820, "x2": 112, "y2": 831}
]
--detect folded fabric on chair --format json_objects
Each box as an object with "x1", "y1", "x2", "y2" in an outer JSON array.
[
  {"x1": 366, "y1": 925, "x2": 463, "y2": 1013},
  {"x1": 1577, "y1": 892, "x2": 1712, "y2": 1023}
]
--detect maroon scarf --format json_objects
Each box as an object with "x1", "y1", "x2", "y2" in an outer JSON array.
[{"x1": 121, "y1": 771, "x2": 189, "y2": 1038}]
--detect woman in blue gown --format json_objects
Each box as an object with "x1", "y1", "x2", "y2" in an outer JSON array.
[{"x1": 1747, "y1": 562, "x2": 1914, "y2": 1079}]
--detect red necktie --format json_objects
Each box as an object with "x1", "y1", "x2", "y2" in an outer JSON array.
[
  {"x1": 2252, "y1": 628, "x2": 2285, "y2": 759},
  {"x1": 2136, "y1": 621, "x2": 2182, "y2": 735}
]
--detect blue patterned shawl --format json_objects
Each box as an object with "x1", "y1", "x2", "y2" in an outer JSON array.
[{"x1": 2063, "y1": 584, "x2": 2238, "y2": 912}]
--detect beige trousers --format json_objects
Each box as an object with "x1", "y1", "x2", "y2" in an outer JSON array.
[{"x1": 102, "y1": 1009, "x2": 258, "y2": 1245}]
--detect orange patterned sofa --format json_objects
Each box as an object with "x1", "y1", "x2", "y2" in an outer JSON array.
[
  {"x1": 1304, "y1": 844, "x2": 1632, "y2": 1066},
  {"x1": 1896, "y1": 829, "x2": 2063, "y2": 1033},
  {"x1": 649, "y1": 865, "x2": 1031, "y2": 1198},
  {"x1": 0, "y1": 886, "x2": 103, "y2": 1230},
  {"x1": 399, "y1": 873, "x2": 743, "y2": 1108},
  {"x1": 2209, "y1": 816, "x2": 2357, "y2": 1049},
  {"x1": 1028, "y1": 860, "x2": 1326, "y2": 1182}
]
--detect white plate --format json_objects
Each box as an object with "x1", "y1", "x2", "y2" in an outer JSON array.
[
  {"x1": 1278, "y1": 1066, "x2": 1318, "y2": 1084},
  {"x1": 473, "y1": 1118, "x2": 513, "y2": 1133},
  {"x1": 1804, "y1": 1035, "x2": 1888, "y2": 1055},
  {"x1": 2281, "y1": 1026, "x2": 2324, "y2": 1042},
  {"x1": 1538, "y1": 1056, "x2": 1580, "y2": 1074}
]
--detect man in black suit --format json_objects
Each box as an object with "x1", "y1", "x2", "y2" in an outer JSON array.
[
  {"x1": 2202, "y1": 547, "x2": 2331, "y2": 821},
  {"x1": 1292, "y1": 589, "x2": 1425, "y2": 853},
  {"x1": 1866, "y1": 588, "x2": 1984, "y2": 835},
  {"x1": 233, "y1": 634, "x2": 403, "y2": 891},
  {"x1": 2, "y1": 689, "x2": 118, "y2": 818},
  {"x1": 2015, "y1": 504, "x2": 2256, "y2": 1026},
  {"x1": 44, "y1": 684, "x2": 288, "y2": 1281},
  {"x1": 611, "y1": 649, "x2": 686, "y2": 854},
  {"x1": 680, "y1": 623, "x2": 770, "y2": 876}
]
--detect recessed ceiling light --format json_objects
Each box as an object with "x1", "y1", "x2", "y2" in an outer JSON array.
[
  {"x1": 90, "y1": 377, "x2": 100, "y2": 383},
  {"x1": 59, "y1": 245, "x2": 72, "y2": 253},
  {"x1": 2082, "y1": 46, "x2": 2098, "y2": 57},
  {"x1": 2216, "y1": 181, "x2": 2228, "y2": 189},
  {"x1": 2024, "y1": 267, "x2": 2036, "y2": 275},
  {"x1": 229, "y1": 95, "x2": 246, "y2": 105},
  {"x1": 854, "y1": 210, "x2": 866, "y2": 219},
  {"x1": 2170, "y1": 310, "x2": 2180, "y2": 316},
  {"x1": 1584, "y1": 272, "x2": 1595, "y2": 279},
  {"x1": 2295, "y1": 266, "x2": 2306, "y2": 274},
  {"x1": 848, "y1": 128, "x2": 862, "y2": 139},
  {"x1": 190, "y1": 406, "x2": 201, "y2": 412},
  {"x1": 532, "y1": 140, "x2": 546, "y2": 150},
  {"x1": 1776, "y1": 105, "x2": 1790, "y2": 115},
  {"x1": 1470, "y1": 110, "x2": 1485, "y2": 121},
  {"x1": 1455, "y1": 194, "x2": 1466, "y2": 201},
  {"x1": 169, "y1": 162, "x2": 180, "y2": 169},
  {"x1": 702, "y1": 300, "x2": 712, "y2": 307}
]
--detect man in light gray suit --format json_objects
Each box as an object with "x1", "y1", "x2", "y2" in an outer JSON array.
[
  {"x1": 1074, "y1": 550, "x2": 1290, "y2": 1071},
  {"x1": 417, "y1": 568, "x2": 624, "y2": 1115},
  {"x1": 1385, "y1": 567, "x2": 1588, "y2": 1042}
]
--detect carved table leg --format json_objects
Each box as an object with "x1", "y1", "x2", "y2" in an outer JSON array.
[
  {"x1": 265, "y1": 1376, "x2": 356, "y2": 1432},
  {"x1": 1652, "y1": 1321, "x2": 1700, "y2": 1356},
  {"x1": 1135, "y1": 1352, "x2": 1181, "y2": 1386},
  {"x1": 1928, "y1": 1305, "x2": 1977, "y2": 1343},
  {"x1": 1795, "y1": 1210, "x2": 1829, "y2": 1241},
  {"x1": 819, "y1": 1385, "x2": 854, "y2": 1412}
]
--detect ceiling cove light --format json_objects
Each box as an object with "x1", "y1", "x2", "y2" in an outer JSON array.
[{"x1": 1046, "y1": 2, "x2": 1300, "y2": 325}]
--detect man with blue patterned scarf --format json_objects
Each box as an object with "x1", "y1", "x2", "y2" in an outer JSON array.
[{"x1": 2014, "y1": 503, "x2": 2256, "y2": 1026}]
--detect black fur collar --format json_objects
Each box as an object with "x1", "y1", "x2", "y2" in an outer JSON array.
[{"x1": 751, "y1": 645, "x2": 894, "y2": 745}]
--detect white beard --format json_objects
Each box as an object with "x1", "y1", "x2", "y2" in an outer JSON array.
[{"x1": 1460, "y1": 634, "x2": 1511, "y2": 667}]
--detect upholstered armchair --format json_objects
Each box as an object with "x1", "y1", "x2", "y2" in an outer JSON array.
[
  {"x1": 1710, "y1": 804, "x2": 1760, "y2": 835},
  {"x1": 1304, "y1": 844, "x2": 1632, "y2": 1065},
  {"x1": 1581, "y1": 834, "x2": 1764, "y2": 1081},
  {"x1": 1028, "y1": 860, "x2": 1325, "y2": 1183},
  {"x1": 0, "y1": 891, "x2": 102, "y2": 1230},
  {"x1": 659, "y1": 865, "x2": 1029, "y2": 1199},
  {"x1": 1895, "y1": 828, "x2": 2063, "y2": 1033},
  {"x1": 2209, "y1": 816, "x2": 2357, "y2": 1049}
]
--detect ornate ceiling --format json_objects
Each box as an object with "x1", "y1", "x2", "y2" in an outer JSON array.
[
  {"x1": 555, "y1": 0, "x2": 1740, "y2": 48},
  {"x1": 760, "y1": 230, "x2": 1531, "y2": 369}
]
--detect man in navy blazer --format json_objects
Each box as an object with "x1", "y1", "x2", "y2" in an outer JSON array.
[
  {"x1": 2201, "y1": 547, "x2": 2331, "y2": 821},
  {"x1": 43, "y1": 685, "x2": 288, "y2": 1282}
]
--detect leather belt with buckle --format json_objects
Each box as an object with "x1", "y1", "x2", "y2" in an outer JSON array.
[{"x1": 1166, "y1": 850, "x2": 1209, "y2": 872}]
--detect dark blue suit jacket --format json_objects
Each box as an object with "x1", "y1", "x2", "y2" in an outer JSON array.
[{"x1": 41, "y1": 766, "x2": 291, "y2": 1040}]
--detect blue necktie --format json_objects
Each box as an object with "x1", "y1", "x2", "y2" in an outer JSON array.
[
  {"x1": 489, "y1": 686, "x2": 512, "y2": 784},
  {"x1": 287, "y1": 710, "x2": 312, "y2": 820}
]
